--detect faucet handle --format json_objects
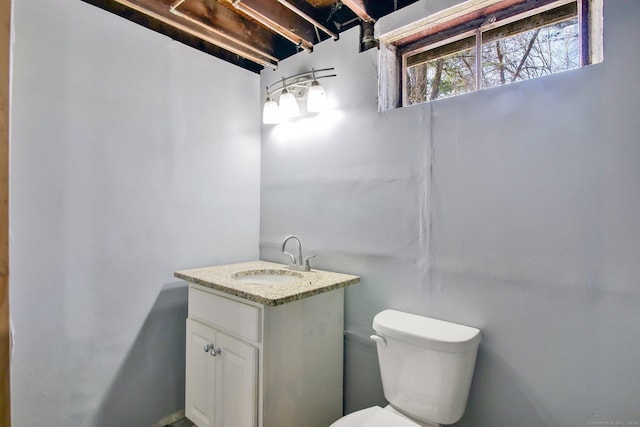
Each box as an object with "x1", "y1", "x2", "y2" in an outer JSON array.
[
  {"x1": 304, "y1": 255, "x2": 316, "y2": 270},
  {"x1": 283, "y1": 251, "x2": 296, "y2": 265}
]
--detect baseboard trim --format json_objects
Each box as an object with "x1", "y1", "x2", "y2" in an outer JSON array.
[{"x1": 150, "y1": 410, "x2": 186, "y2": 427}]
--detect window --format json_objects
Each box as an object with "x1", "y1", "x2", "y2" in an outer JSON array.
[{"x1": 394, "y1": 0, "x2": 600, "y2": 106}]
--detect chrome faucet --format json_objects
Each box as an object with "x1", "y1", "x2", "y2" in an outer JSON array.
[{"x1": 281, "y1": 235, "x2": 315, "y2": 272}]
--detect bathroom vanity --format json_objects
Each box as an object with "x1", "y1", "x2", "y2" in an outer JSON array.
[{"x1": 174, "y1": 261, "x2": 360, "y2": 427}]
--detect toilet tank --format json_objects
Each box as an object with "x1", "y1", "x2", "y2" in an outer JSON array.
[{"x1": 372, "y1": 310, "x2": 481, "y2": 425}]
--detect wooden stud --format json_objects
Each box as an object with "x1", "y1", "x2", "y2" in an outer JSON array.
[
  {"x1": 340, "y1": 0, "x2": 374, "y2": 23},
  {"x1": 276, "y1": 0, "x2": 338, "y2": 40},
  {"x1": 112, "y1": 0, "x2": 278, "y2": 65},
  {"x1": 223, "y1": 0, "x2": 316, "y2": 51},
  {"x1": 0, "y1": 0, "x2": 10, "y2": 424},
  {"x1": 170, "y1": 0, "x2": 279, "y2": 63},
  {"x1": 82, "y1": 0, "x2": 277, "y2": 71}
]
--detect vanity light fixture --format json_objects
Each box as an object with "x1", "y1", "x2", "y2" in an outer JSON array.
[
  {"x1": 262, "y1": 93, "x2": 281, "y2": 124},
  {"x1": 262, "y1": 67, "x2": 336, "y2": 124},
  {"x1": 306, "y1": 69, "x2": 328, "y2": 113},
  {"x1": 278, "y1": 78, "x2": 301, "y2": 119}
]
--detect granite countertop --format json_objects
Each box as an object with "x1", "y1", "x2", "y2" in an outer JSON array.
[{"x1": 174, "y1": 260, "x2": 360, "y2": 306}]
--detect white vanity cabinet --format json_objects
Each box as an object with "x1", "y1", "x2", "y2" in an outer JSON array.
[
  {"x1": 185, "y1": 318, "x2": 257, "y2": 427},
  {"x1": 184, "y1": 283, "x2": 346, "y2": 427}
]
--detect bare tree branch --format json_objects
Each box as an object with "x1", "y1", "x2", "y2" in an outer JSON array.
[
  {"x1": 511, "y1": 28, "x2": 541, "y2": 82},
  {"x1": 429, "y1": 58, "x2": 444, "y2": 100}
]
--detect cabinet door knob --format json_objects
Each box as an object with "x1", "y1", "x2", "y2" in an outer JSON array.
[
  {"x1": 210, "y1": 347, "x2": 222, "y2": 357},
  {"x1": 204, "y1": 344, "x2": 214, "y2": 353}
]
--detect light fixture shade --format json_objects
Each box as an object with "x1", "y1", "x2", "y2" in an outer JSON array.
[
  {"x1": 263, "y1": 97, "x2": 281, "y2": 124},
  {"x1": 307, "y1": 80, "x2": 328, "y2": 112},
  {"x1": 279, "y1": 89, "x2": 300, "y2": 119}
]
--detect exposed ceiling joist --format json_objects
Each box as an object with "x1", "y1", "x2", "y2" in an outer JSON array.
[
  {"x1": 82, "y1": 0, "x2": 421, "y2": 73},
  {"x1": 340, "y1": 0, "x2": 374, "y2": 23},
  {"x1": 222, "y1": 0, "x2": 316, "y2": 51},
  {"x1": 168, "y1": 0, "x2": 279, "y2": 64},
  {"x1": 276, "y1": 0, "x2": 339, "y2": 40}
]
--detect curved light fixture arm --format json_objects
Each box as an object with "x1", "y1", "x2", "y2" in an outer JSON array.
[
  {"x1": 266, "y1": 67, "x2": 336, "y2": 97},
  {"x1": 262, "y1": 67, "x2": 336, "y2": 124}
]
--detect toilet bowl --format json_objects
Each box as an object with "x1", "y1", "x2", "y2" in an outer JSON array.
[
  {"x1": 331, "y1": 310, "x2": 481, "y2": 427},
  {"x1": 330, "y1": 406, "x2": 421, "y2": 427},
  {"x1": 331, "y1": 405, "x2": 440, "y2": 427}
]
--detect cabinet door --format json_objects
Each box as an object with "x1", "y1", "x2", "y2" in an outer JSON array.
[
  {"x1": 186, "y1": 319, "x2": 216, "y2": 427},
  {"x1": 214, "y1": 331, "x2": 258, "y2": 427}
]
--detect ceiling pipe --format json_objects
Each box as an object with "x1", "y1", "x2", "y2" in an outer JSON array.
[
  {"x1": 228, "y1": 0, "x2": 314, "y2": 52},
  {"x1": 169, "y1": 0, "x2": 278, "y2": 67},
  {"x1": 359, "y1": 20, "x2": 378, "y2": 51},
  {"x1": 275, "y1": 0, "x2": 339, "y2": 40}
]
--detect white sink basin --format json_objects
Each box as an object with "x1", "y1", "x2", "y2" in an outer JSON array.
[{"x1": 232, "y1": 269, "x2": 303, "y2": 284}]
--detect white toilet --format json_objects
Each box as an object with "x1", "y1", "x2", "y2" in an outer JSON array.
[{"x1": 332, "y1": 309, "x2": 481, "y2": 427}]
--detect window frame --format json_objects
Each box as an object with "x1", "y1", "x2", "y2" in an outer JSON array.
[{"x1": 398, "y1": 0, "x2": 590, "y2": 106}]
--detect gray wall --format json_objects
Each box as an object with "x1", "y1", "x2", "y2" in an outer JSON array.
[
  {"x1": 10, "y1": 1, "x2": 260, "y2": 426},
  {"x1": 260, "y1": 1, "x2": 640, "y2": 425}
]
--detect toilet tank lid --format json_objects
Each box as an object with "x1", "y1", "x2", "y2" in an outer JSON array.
[{"x1": 373, "y1": 310, "x2": 481, "y2": 352}]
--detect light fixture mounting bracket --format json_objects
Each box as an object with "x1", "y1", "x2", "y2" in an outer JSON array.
[{"x1": 266, "y1": 67, "x2": 336, "y2": 98}]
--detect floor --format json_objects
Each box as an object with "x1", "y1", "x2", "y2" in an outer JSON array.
[{"x1": 164, "y1": 418, "x2": 195, "y2": 427}]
